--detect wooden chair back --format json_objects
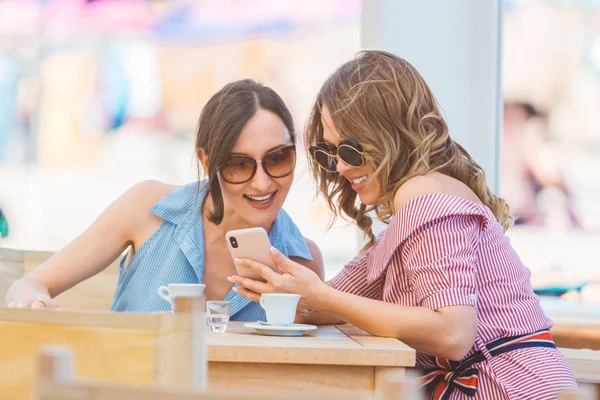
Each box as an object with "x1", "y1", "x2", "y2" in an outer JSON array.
[
  {"x1": 557, "y1": 382, "x2": 600, "y2": 400},
  {"x1": 0, "y1": 247, "x2": 121, "y2": 310},
  {"x1": 0, "y1": 296, "x2": 205, "y2": 400}
]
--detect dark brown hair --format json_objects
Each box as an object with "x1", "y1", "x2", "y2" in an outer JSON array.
[
  {"x1": 306, "y1": 50, "x2": 514, "y2": 250},
  {"x1": 196, "y1": 79, "x2": 295, "y2": 224}
]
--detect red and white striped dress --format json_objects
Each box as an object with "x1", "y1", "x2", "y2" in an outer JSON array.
[{"x1": 330, "y1": 193, "x2": 576, "y2": 399}]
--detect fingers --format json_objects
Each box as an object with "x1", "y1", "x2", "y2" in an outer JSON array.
[
  {"x1": 269, "y1": 247, "x2": 298, "y2": 275},
  {"x1": 16, "y1": 299, "x2": 33, "y2": 308},
  {"x1": 42, "y1": 298, "x2": 59, "y2": 309},
  {"x1": 31, "y1": 299, "x2": 46, "y2": 309},
  {"x1": 235, "y1": 257, "x2": 280, "y2": 282},
  {"x1": 233, "y1": 287, "x2": 261, "y2": 303},
  {"x1": 6, "y1": 297, "x2": 58, "y2": 309},
  {"x1": 227, "y1": 275, "x2": 271, "y2": 294}
]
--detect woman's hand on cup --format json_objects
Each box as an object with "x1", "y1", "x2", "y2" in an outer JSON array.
[{"x1": 228, "y1": 247, "x2": 327, "y2": 309}]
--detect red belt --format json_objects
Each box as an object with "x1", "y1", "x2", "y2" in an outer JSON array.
[{"x1": 421, "y1": 330, "x2": 556, "y2": 399}]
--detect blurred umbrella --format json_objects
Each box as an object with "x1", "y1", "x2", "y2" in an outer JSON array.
[
  {"x1": 0, "y1": 0, "x2": 361, "y2": 42},
  {"x1": 0, "y1": 0, "x2": 42, "y2": 36},
  {"x1": 43, "y1": 0, "x2": 155, "y2": 35},
  {"x1": 152, "y1": 0, "x2": 361, "y2": 43}
]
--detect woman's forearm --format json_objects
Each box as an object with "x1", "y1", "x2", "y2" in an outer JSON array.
[
  {"x1": 294, "y1": 281, "x2": 343, "y2": 325},
  {"x1": 312, "y1": 284, "x2": 475, "y2": 360},
  {"x1": 294, "y1": 308, "x2": 343, "y2": 325}
]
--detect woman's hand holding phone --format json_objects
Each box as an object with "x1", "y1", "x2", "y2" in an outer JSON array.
[{"x1": 227, "y1": 246, "x2": 327, "y2": 310}]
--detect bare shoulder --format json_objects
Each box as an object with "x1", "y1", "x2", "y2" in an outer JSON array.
[
  {"x1": 125, "y1": 180, "x2": 177, "y2": 207},
  {"x1": 111, "y1": 180, "x2": 178, "y2": 226},
  {"x1": 393, "y1": 173, "x2": 482, "y2": 213},
  {"x1": 292, "y1": 238, "x2": 325, "y2": 280},
  {"x1": 111, "y1": 180, "x2": 179, "y2": 249}
]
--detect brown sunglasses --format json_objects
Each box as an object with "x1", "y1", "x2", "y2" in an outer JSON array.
[{"x1": 220, "y1": 145, "x2": 296, "y2": 184}]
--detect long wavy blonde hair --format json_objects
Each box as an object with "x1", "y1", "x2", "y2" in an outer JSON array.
[{"x1": 306, "y1": 50, "x2": 514, "y2": 250}]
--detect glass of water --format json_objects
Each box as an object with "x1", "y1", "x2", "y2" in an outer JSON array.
[{"x1": 206, "y1": 300, "x2": 231, "y2": 333}]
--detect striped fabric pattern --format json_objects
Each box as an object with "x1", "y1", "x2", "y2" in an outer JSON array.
[
  {"x1": 330, "y1": 193, "x2": 577, "y2": 399},
  {"x1": 110, "y1": 180, "x2": 313, "y2": 322}
]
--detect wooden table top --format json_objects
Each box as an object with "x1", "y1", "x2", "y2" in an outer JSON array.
[{"x1": 207, "y1": 321, "x2": 416, "y2": 367}]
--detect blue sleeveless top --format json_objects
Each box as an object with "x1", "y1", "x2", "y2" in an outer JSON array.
[{"x1": 110, "y1": 180, "x2": 313, "y2": 321}]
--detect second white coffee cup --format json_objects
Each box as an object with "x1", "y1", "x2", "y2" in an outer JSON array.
[
  {"x1": 158, "y1": 283, "x2": 206, "y2": 307},
  {"x1": 259, "y1": 293, "x2": 301, "y2": 326}
]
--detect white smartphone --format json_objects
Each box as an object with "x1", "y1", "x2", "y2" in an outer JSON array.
[{"x1": 225, "y1": 227, "x2": 277, "y2": 280}]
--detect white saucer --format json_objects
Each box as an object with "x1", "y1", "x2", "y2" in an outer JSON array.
[{"x1": 244, "y1": 322, "x2": 318, "y2": 337}]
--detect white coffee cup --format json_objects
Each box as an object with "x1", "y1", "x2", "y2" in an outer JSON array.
[
  {"x1": 259, "y1": 293, "x2": 301, "y2": 326},
  {"x1": 158, "y1": 283, "x2": 206, "y2": 306}
]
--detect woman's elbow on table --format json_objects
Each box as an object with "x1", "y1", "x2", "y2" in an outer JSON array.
[
  {"x1": 438, "y1": 332, "x2": 476, "y2": 361},
  {"x1": 434, "y1": 306, "x2": 478, "y2": 360}
]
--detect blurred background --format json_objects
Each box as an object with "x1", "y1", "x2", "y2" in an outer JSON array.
[
  {"x1": 0, "y1": 0, "x2": 598, "y2": 302},
  {"x1": 502, "y1": 0, "x2": 600, "y2": 302}
]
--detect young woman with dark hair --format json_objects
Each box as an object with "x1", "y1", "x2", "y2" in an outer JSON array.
[{"x1": 6, "y1": 79, "x2": 323, "y2": 321}]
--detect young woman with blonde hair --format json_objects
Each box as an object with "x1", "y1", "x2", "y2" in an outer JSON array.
[{"x1": 229, "y1": 51, "x2": 576, "y2": 399}]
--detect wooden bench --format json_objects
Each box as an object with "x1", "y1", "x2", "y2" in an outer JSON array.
[
  {"x1": 559, "y1": 347, "x2": 600, "y2": 384},
  {"x1": 551, "y1": 317, "x2": 600, "y2": 351},
  {"x1": 0, "y1": 247, "x2": 120, "y2": 310}
]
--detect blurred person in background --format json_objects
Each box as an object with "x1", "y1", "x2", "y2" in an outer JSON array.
[
  {"x1": 502, "y1": 101, "x2": 581, "y2": 229},
  {"x1": 230, "y1": 51, "x2": 577, "y2": 399},
  {"x1": 5, "y1": 79, "x2": 323, "y2": 321}
]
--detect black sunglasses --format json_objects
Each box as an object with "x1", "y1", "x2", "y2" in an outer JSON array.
[
  {"x1": 309, "y1": 140, "x2": 365, "y2": 172},
  {"x1": 220, "y1": 145, "x2": 296, "y2": 184}
]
